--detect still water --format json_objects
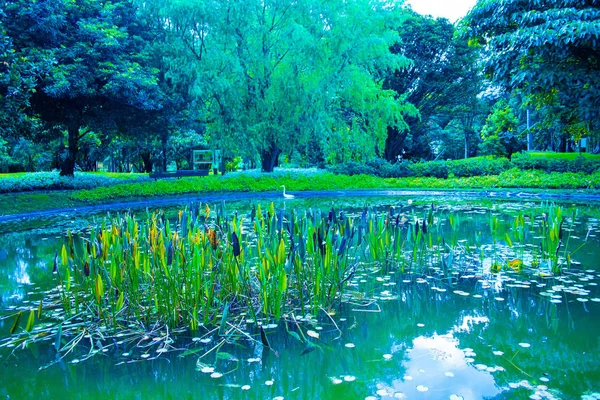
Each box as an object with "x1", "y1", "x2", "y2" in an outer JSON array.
[{"x1": 1, "y1": 193, "x2": 600, "y2": 400}]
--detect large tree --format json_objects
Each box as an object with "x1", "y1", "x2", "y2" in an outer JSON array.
[
  {"x1": 384, "y1": 11, "x2": 482, "y2": 161},
  {"x1": 0, "y1": 9, "x2": 37, "y2": 140},
  {"x1": 2, "y1": 0, "x2": 163, "y2": 176},
  {"x1": 156, "y1": 0, "x2": 416, "y2": 172},
  {"x1": 459, "y1": 0, "x2": 600, "y2": 150}
]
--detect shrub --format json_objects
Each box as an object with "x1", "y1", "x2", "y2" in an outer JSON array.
[
  {"x1": 512, "y1": 152, "x2": 600, "y2": 174},
  {"x1": 478, "y1": 135, "x2": 507, "y2": 157},
  {"x1": 409, "y1": 160, "x2": 448, "y2": 178},
  {"x1": 386, "y1": 160, "x2": 413, "y2": 178},
  {"x1": 328, "y1": 161, "x2": 378, "y2": 176},
  {"x1": 448, "y1": 156, "x2": 511, "y2": 177},
  {"x1": 0, "y1": 171, "x2": 151, "y2": 193},
  {"x1": 510, "y1": 152, "x2": 545, "y2": 171},
  {"x1": 329, "y1": 159, "x2": 414, "y2": 178}
]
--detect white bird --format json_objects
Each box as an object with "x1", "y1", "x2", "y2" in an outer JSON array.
[{"x1": 281, "y1": 185, "x2": 295, "y2": 199}]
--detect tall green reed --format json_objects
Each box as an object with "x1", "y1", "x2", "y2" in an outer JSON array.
[{"x1": 49, "y1": 202, "x2": 579, "y2": 333}]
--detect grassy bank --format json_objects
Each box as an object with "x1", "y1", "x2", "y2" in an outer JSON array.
[
  {"x1": 1, "y1": 168, "x2": 600, "y2": 217},
  {"x1": 69, "y1": 168, "x2": 600, "y2": 203}
]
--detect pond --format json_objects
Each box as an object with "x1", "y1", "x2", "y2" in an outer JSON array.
[{"x1": 1, "y1": 193, "x2": 600, "y2": 400}]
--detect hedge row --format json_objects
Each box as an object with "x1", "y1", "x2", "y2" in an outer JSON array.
[
  {"x1": 0, "y1": 172, "x2": 150, "y2": 193},
  {"x1": 328, "y1": 154, "x2": 599, "y2": 178}
]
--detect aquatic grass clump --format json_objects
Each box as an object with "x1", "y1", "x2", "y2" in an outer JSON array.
[
  {"x1": 51, "y1": 203, "x2": 370, "y2": 332},
  {"x1": 55, "y1": 202, "x2": 581, "y2": 330},
  {"x1": 47, "y1": 202, "x2": 454, "y2": 335},
  {"x1": 2, "y1": 201, "x2": 588, "y2": 367}
]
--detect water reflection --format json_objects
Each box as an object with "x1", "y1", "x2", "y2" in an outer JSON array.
[{"x1": 375, "y1": 333, "x2": 500, "y2": 399}]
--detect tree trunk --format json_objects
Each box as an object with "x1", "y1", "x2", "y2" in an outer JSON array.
[
  {"x1": 141, "y1": 151, "x2": 153, "y2": 173},
  {"x1": 526, "y1": 109, "x2": 533, "y2": 151},
  {"x1": 464, "y1": 131, "x2": 470, "y2": 159},
  {"x1": 261, "y1": 145, "x2": 281, "y2": 173},
  {"x1": 60, "y1": 125, "x2": 79, "y2": 177},
  {"x1": 384, "y1": 127, "x2": 408, "y2": 162},
  {"x1": 161, "y1": 135, "x2": 168, "y2": 171},
  {"x1": 558, "y1": 131, "x2": 568, "y2": 153}
]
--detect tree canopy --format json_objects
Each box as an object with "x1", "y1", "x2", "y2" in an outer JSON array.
[
  {"x1": 2, "y1": 0, "x2": 163, "y2": 175},
  {"x1": 156, "y1": 0, "x2": 418, "y2": 171},
  {"x1": 3, "y1": 0, "x2": 597, "y2": 175},
  {"x1": 385, "y1": 11, "x2": 482, "y2": 161},
  {"x1": 460, "y1": 0, "x2": 600, "y2": 147}
]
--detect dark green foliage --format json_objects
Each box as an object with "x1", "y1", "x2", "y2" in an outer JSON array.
[
  {"x1": 328, "y1": 162, "x2": 379, "y2": 177},
  {"x1": 329, "y1": 154, "x2": 596, "y2": 180},
  {"x1": 459, "y1": 0, "x2": 600, "y2": 134},
  {"x1": 0, "y1": 9, "x2": 37, "y2": 139},
  {"x1": 447, "y1": 156, "x2": 511, "y2": 177},
  {"x1": 329, "y1": 158, "x2": 413, "y2": 178},
  {"x1": 384, "y1": 11, "x2": 482, "y2": 161},
  {"x1": 2, "y1": 0, "x2": 599, "y2": 177},
  {"x1": 1, "y1": 0, "x2": 163, "y2": 176},
  {"x1": 409, "y1": 160, "x2": 448, "y2": 179},
  {"x1": 367, "y1": 158, "x2": 413, "y2": 178},
  {"x1": 479, "y1": 100, "x2": 524, "y2": 158}
]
